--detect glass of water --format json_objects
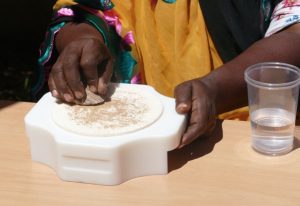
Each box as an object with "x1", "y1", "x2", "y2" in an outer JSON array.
[{"x1": 245, "y1": 62, "x2": 300, "y2": 155}]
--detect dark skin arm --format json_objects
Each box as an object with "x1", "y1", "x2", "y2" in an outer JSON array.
[
  {"x1": 49, "y1": 22, "x2": 113, "y2": 103},
  {"x1": 175, "y1": 24, "x2": 300, "y2": 148}
]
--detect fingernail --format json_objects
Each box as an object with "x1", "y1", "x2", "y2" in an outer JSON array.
[
  {"x1": 64, "y1": 93, "x2": 73, "y2": 102},
  {"x1": 74, "y1": 91, "x2": 83, "y2": 99},
  {"x1": 51, "y1": 90, "x2": 59, "y2": 97},
  {"x1": 98, "y1": 84, "x2": 108, "y2": 95},
  {"x1": 89, "y1": 85, "x2": 97, "y2": 93},
  {"x1": 177, "y1": 103, "x2": 188, "y2": 113}
]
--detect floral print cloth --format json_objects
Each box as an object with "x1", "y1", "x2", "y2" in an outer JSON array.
[{"x1": 266, "y1": 0, "x2": 300, "y2": 36}]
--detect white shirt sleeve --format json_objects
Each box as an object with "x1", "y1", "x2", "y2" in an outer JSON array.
[{"x1": 265, "y1": 0, "x2": 300, "y2": 37}]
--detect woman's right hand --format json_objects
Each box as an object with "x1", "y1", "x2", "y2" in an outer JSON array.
[{"x1": 48, "y1": 22, "x2": 113, "y2": 104}]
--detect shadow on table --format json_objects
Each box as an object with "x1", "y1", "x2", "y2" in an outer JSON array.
[
  {"x1": 0, "y1": 101, "x2": 17, "y2": 110},
  {"x1": 293, "y1": 137, "x2": 300, "y2": 151},
  {"x1": 168, "y1": 119, "x2": 224, "y2": 173}
]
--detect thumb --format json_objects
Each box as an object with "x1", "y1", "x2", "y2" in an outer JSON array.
[{"x1": 174, "y1": 81, "x2": 193, "y2": 114}]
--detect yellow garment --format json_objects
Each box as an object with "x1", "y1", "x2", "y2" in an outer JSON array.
[
  {"x1": 53, "y1": 0, "x2": 248, "y2": 120},
  {"x1": 53, "y1": 0, "x2": 76, "y2": 10},
  {"x1": 113, "y1": 0, "x2": 247, "y2": 119},
  {"x1": 113, "y1": 0, "x2": 223, "y2": 96}
]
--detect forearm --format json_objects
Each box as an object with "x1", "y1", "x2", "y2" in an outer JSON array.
[{"x1": 203, "y1": 24, "x2": 300, "y2": 114}]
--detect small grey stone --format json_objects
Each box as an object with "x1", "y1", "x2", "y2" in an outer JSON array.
[{"x1": 79, "y1": 88, "x2": 105, "y2": 106}]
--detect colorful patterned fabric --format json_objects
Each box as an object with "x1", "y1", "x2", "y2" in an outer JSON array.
[
  {"x1": 33, "y1": 0, "x2": 223, "y2": 99},
  {"x1": 33, "y1": 0, "x2": 300, "y2": 120},
  {"x1": 33, "y1": 2, "x2": 137, "y2": 99},
  {"x1": 265, "y1": 0, "x2": 300, "y2": 36}
]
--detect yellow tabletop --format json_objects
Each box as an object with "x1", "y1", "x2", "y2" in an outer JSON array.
[{"x1": 0, "y1": 101, "x2": 300, "y2": 206}]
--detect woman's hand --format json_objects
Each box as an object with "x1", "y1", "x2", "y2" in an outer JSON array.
[
  {"x1": 174, "y1": 22, "x2": 300, "y2": 148},
  {"x1": 48, "y1": 23, "x2": 113, "y2": 103},
  {"x1": 174, "y1": 78, "x2": 217, "y2": 148}
]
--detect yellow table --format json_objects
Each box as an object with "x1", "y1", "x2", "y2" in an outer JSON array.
[{"x1": 0, "y1": 101, "x2": 300, "y2": 206}]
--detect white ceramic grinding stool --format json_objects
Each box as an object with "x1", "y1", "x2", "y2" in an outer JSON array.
[{"x1": 25, "y1": 83, "x2": 186, "y2": 185}]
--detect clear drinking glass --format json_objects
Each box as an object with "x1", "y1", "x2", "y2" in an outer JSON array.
[{"x1": 244, "y1": 62, "x2": 300, "y2": 155}]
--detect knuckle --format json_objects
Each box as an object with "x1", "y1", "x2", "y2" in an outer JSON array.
[
  {"x1": 80, "y1": 58, "x2": 96, "y2": 69},
  {"x1": 68, "y1": 80, "x2": 82, "y2": 90},
  {"x1": 83, "y1": 38, "x2": 102, "y2": 50},
  {"x1": 63, "y1": 55, "x2": 78, "y2": 67},
  {"x1": 57, "y1": 84, "x2": 68, "y2": 92},
  {"x1": 52, "y1": 63, "x2": 63, "y2": 74},
  {"x1": 68, "y1": 40, "x2": 82, "y2": 50},
  {"x1": 54, "y1": 78, "x2": 68, "y2": 90},
  {"x1": 86, "y1": 38, "x2": 99, "y2": 45}
]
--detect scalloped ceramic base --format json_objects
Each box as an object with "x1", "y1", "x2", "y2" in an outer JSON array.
[{"x1": 25, "y1": 84, "x2": 186, "y2": 185}]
